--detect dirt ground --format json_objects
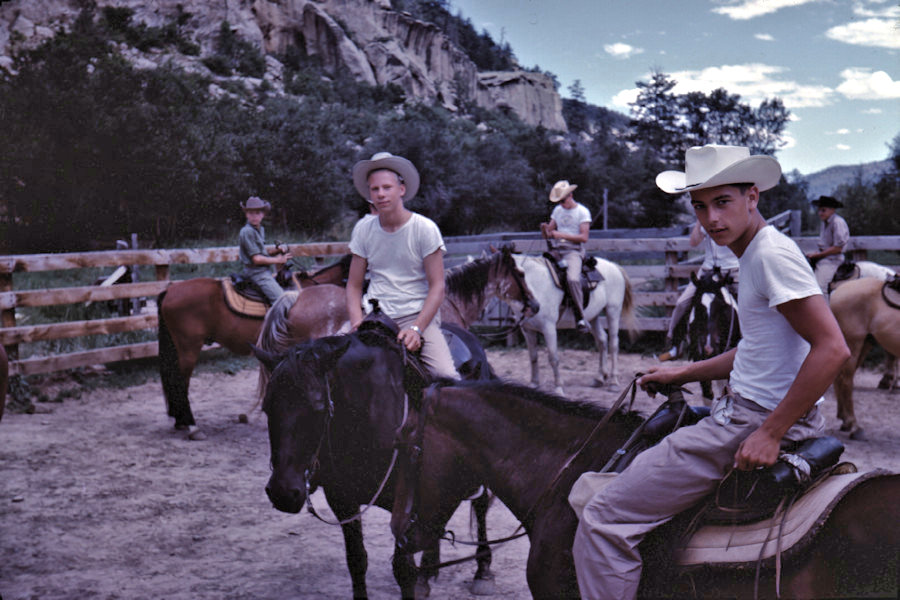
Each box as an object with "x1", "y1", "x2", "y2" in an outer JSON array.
[{"x1": 2, "y1": 348, "x2": 899, "y2": 600}]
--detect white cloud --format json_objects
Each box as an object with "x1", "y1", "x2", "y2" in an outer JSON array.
[
  {"x1": 834, "y1": 144, "x2": 852, "y2": 151},
  {"x1": 862, "y1": 108, "x2": 883, "y2": 114},
  {"x1": 852, "y1": 1, "x2": 900, "y2": 19},
  {"x1": 836, "y1": 68, "x2": 900, "y2": 99},
  {"x1": 611, "y1": 63, "x2": 835, "y2": 109},
  {"x1": 754, "y1": 33, "x2": 775, "y2": 42},
  {"x1": 835, "y1": 128, "x2": 851, "y2": 135},
  {"x1": 826, "y1": 18, "x2": 900, "y2": 49},
  {"x1": 604, "y1": 43, "x2": 644, "y2": 59},
  {"x1": 712, "y1": 0, "x2": 823, "y2": 20}
]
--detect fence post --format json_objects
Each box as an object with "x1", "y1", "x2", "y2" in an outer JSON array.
[
  {"x1": 664, "y1": 249, "x2": 678, "y2": 329},
  {"x1": 130, "y1": 233, "x2": 141, "y2": 315},
  {"x1": 0, "y1": 271, "x2": 16, "y2": 359},
  {"x1": 790, "y1": 210, "x2": 801, "y2": 238}
]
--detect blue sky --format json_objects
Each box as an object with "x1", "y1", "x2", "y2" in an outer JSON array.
[{"x1": 450, "y1": 0, "x2": 899, "y2": 176}]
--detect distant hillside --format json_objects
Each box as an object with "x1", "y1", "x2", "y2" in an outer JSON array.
[{"x1": 796, "y1": 159, "x2": 893, "y2": 199}]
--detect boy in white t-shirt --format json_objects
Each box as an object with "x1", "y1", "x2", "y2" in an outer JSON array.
[
  {"x1": 572, "y1": 145, "x2": 850, "y2": 600},
  {"x1": 542, "y1": 180, "x2": 592, "y2": 332},
  {"x1": 346, "y1": 152, "x2": 458, "y2": 379}
]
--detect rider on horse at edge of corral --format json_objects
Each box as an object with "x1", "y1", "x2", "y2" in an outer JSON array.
[
  {"x1": 540, "y1": 179, "x2": 592, "y2": 333},
  {"x1": 572, "y1": 144, "x2": 851, "y2": 600},
  {"x1": 805, "y1": 195, "x2": 850, "y2": 295},
  {"x1": 238, "y1": 195, "x2": 292, "y2": 304},
  {"x1": 659, "y1": 219, "x2": 739, "y2": 361},
  {"x1": 345, "y1": 152, "x2": 460, "y2": 380}
]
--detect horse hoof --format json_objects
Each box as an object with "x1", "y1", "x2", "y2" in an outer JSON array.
[
  {"x1": 470, "y1": 575, "x2": 496, "y2": 596},
  {"x1": 554, "y1": 386, "x2": 566, "y2": 397},
  {"x1": 849, "y1": 429, "x2": 867, "y2": 442},
  {"x1": 839, "y1": 422, "x2": 852, "y2": 432},
  {"x1": 414, "y1": 578, "x2": 431, "y2": 599},
  {"x1": 188, "y1": 428, "x2": 207, "y2": 441}
]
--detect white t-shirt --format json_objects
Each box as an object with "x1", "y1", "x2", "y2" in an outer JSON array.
[
  {"x1": 348, "y1": 212, "x2": 446, "y2": 319},
  {"x1": 729, "y1": 226, "x2": 823, "y2": 410},
  {"x1": 551, "y1": 202, "x2": 592, "y2": 251}
]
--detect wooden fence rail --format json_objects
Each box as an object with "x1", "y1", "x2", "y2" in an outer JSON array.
[{"x1": 2, "y1": 234, "x2": 898, "y2": 377}]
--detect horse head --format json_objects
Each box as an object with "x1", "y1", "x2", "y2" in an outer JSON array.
[
  {"x1": 259, "y1": 335, "x2": 354, "y2": 514},
  {"x1": 493, "y1": 244, "x2": 540, "y2": 317}
]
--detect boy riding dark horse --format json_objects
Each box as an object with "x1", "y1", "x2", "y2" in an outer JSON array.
[{"x1": 573, "y1": 144, "x2": 850, "y2": 599}]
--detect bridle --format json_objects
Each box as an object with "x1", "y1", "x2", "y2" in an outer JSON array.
[
  {"x1": 300, "y1": 355, "x2": 412, "y2": 527},
  {"x1": 474, "y1": 250, "x2": 539, "y2": 340}
]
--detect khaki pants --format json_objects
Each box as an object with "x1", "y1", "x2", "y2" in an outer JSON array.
[
  {"x1": 562, "y1": 250, "x2": 586, "y2": 321},
  {"x1": 815, "y1": 257, "x2": 842, "y2": 294},
  {"x1": 572, "y1": 392, "x2": 825, "y2": 600},
  {"x1": 395, "y1": 313, "x2": 459, "y2": 380}
]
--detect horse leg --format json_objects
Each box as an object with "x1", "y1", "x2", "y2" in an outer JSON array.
[
  {"x1": 470, "y1": 491, "x2": 495, "y2": 595},
  {"x1": 522, "y1": 327, "x2": 542, "y2": 389},
  {"x1": 835, "y1": 337, "x2": 869, "y2": 441},
  {"x1": 543, "y1": 325, "x2": 565, "y2": 396},
  {"x1": 392, "y1": 542, "x2": 424, "y2": 600},
  {"x1": 588, "y1": 317, "x2": 609, "y2": 387},
  {"x1": 157, "y1": 301, "x2": 201, "y2": 437},
  {"x1": 878, "y1": 353, "x2": 897, "y2": 390},
  {"x1": 325, "y1": 493, "x2": 370, "y2": 598}
]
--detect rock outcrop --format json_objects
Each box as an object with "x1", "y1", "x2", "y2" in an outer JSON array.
[{"x1": 0, "y1": 0, "x2": 566, "y2": 131}]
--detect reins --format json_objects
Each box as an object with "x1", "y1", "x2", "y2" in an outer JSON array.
[{"x1": 398, "y1": 375, "x2": 644, "y2": 563}]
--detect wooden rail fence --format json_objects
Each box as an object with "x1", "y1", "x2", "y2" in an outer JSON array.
[{"x1": 2, "y1": 234, "x2": 898, "y2": 377}]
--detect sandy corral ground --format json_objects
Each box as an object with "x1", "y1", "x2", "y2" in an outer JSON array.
[{"x1": 1, "y1": 348, "x2": 899, "y2": 600}]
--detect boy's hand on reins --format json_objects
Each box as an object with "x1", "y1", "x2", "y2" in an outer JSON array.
[
  {"x1": 398, "y1": 328, "x2": 422, "y2": 352},
  {"x1": 637, "y1": 366, "x2": 685, "y2": 396}
]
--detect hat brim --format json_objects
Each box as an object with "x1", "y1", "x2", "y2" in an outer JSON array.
[
  {"x1": 656, "y1": 155, "x2": 782, "y2": 195},
  {"x1": 352, "y1": 156, "x2": 420, "y2": 202},
  {"x1": 811, "y1": 199, "x2": 844, "y2": 209},
  {"x1": 550, "y1": 184, "x2": 578, "y2": 202}
]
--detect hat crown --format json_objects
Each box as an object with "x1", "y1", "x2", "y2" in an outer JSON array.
[
  {"x1": 684, "y1": 145, "x2": 751, "y2": 187},
  {"x1": 241, "y1": 196, "x2": 270, "y2": 211},
  {"x1": 549, "y1": 180, "x2": 577, "y2": 202}
]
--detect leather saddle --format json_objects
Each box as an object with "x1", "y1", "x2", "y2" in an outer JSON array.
[
  {"x1": 222, "y1": 268, "x2": 296, "y2": 318},
  {"x1": 883, "y1": 274, "x2": 900, "y2": 309},
  {"x1": 543, "y1": 252, "x2": 603, "y2": 306}
]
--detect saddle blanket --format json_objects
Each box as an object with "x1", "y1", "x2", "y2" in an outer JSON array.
[
  {"x1": 222, "y1": 278, "x2": 267, "y2": 318},
  {"x1": 568, "y1": 468, "x2": 886, "y2": 567}
]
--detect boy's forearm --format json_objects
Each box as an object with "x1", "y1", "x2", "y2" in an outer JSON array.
[{"x1": 677, "y1": 348, "x2": 736, "y2": 384}]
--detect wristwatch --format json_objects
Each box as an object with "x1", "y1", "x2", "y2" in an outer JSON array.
[{"x1": 408, "y1": 325, "x2": 422, "y2": 338}]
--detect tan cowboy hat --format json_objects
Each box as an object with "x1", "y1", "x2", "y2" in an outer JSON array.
[
  {"x1": 240, "y1": 196, "x2": 271, "y2": 212},
  {"x1": 352, "y1": 152, "x2": 420, "y2": 202},
  {"x1": 549, "y1": 180, "x2": 578, "y2": 203},
  {"x1": 655, "y1": 145, "x2": 781, "y2": 194}
]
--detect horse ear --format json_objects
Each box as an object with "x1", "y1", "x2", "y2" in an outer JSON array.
[
  {"x1": 250, "y1": 343, "x2": 282, "y2": 371},
  {"x1": 318, "y1": 335, "x2": 354, "y2": 372}
]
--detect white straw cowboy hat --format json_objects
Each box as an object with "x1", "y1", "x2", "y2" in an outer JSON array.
[
  {"x1": 656, "y1": 145, "x2": 781, "y2": 194},
  {"x1": 352, "y1": 152, "x2": 421, "y2": 202},
  {"x1": 240, "y1": 196, "x2": 271, "y2": 212},
  {"x1": 549, "y1": 180, "x2": 578, "y2": 203}
]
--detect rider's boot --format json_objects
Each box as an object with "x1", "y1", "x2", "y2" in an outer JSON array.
[
  {"x1": 658, "y1": 336, "x2": 680, "y2": 361},
  {"x1": 568, "y1": 280, "x2": 590, "y2": 333}
]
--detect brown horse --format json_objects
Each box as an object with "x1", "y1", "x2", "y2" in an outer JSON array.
[
  {"x1": 831, "y1": 276, "x2": 900, "y2": 440},
  {"x1": 391, "y1": 381, "x2": 900, "y2": 599},
  {"x1": 157, "y1": 257, "x2": 349, "y2": 439}
]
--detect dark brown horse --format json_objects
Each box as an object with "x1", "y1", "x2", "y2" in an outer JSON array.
[
  {"x1": 252, "y1": 316, "x2": 496, "y2": 600},
  {"x1": 157, "y1": 257, "x2": 350, "y2": 439},
  {"x1": 391, "y1": 381, "x2": 900, "y2": 599}
]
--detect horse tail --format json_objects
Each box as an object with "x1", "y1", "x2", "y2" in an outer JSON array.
[
  {"x1": 618, "y1": 266, "x2": 638, "y2": 340},
  {"x1": 255, "y1": 291, "x2": 300, "y2": 402},
  {"x1": 157, "y1": 290, "x2": 186, "y2": 418}
]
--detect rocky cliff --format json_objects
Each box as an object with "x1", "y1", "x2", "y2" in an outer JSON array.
[{"x1": 0, "y1": 0, "x2": 566, "y2": 131}]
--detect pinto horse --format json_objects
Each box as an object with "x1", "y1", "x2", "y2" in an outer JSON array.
[
  {"x1": 672, "y1": 268, "x2": 740, "y2": 401},
  {"x1": 253, "y1": 315, "x2": 495, "y2": 600},
  {"x1": 831, "y1": 276, "x2": 900, "y2": 440},
  {"x1": 511, "y1": 253, "x2": 635, "y2": 396},
  {"x1": 157, "y1": 257, "x2": 350, "y2": 438},
  {"x1": 391, "y1": 380, "x2": 900, "y2": 599}
]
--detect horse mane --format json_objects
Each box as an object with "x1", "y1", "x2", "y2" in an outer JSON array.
[
  {"x1": 261, "y1": 334, "x2": 354, "y2": 412},
  {"x1": 444, "y1": 255, "x2": 493, "y2": 306},
  {"x1": 447, "y1": 379, "x2": 645, "y2": 425}
]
